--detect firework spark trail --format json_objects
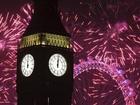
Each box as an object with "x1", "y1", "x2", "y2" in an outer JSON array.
[
  {"x1": 0, "y1": 3, "x2": 32, "y2": 103},
  {"x1": 61, "y1": 0, "x2": 140, "y2": 65},
  {"x1": 71, "y1": 40, "x2": 84, "y2": 53},
  {"x1": 60, "y1": 0, "x2": 140, "y2": 104}
]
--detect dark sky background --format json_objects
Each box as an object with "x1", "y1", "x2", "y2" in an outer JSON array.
[{"x1": 0, "y1": 0, "x2": 31, "y2": 12}]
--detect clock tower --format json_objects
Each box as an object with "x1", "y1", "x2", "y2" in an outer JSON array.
[{"x1": 17, "y1": 0, "x2": 73, "y2": 105}]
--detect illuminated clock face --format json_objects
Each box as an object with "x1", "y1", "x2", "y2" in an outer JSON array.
[
  {"x1": 21, "y1": 54, "x2": 34, "y2": 77},
  {"x1": 48, "y1": 53, "x2": 67, "y2": 77}
]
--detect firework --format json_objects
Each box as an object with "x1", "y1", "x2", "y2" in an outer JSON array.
[
  {"x1": 0, "y1": 3, "x2": 32, "y2": 104},
  {"x1": 60, "y1": 0, "x2": 140, "y2": 104}
]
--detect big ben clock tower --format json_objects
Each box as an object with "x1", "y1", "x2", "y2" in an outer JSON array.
[{"x1": 16, "y1": 0, "x2": 73, "y2": 105}]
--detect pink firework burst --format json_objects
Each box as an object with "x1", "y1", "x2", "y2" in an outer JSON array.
[
  {"x1": 0, "y1": 3, "x2": 33, "y2": 104},
  {"x1": 60, "y1": 0, "x2": 140, "y2": 104}
]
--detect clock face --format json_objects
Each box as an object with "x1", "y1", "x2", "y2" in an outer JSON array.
[
  {"x1": 21, "y1": 54, "x2": 35, "y2": 77},
  {"x1": 48, "y1": 53, "x2": 67, "y2": 77}
]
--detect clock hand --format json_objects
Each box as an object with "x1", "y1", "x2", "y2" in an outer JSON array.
[
  {"x1": 27, "y1": 56, "x2": 29, "y2": 68},
  {"x1": 57, "y1": 55, "x2": 59, "y2": 68}
]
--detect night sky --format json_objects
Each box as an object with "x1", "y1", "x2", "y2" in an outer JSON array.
[{"x1": 0, "y1": 0, "x2": 140, "y2": 105}]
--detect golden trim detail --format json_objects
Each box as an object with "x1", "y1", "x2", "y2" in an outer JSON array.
[{"x1": 20, "y1": 33, "x2": 70, "y2": 49}]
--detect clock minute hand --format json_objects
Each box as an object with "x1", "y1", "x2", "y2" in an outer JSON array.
[
  {"x1": 27, "y1": 56, "x2": 29, "y2": 68},
  {"x1": 57, "y1": 56, "x2": 59, "y2": 68}
]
